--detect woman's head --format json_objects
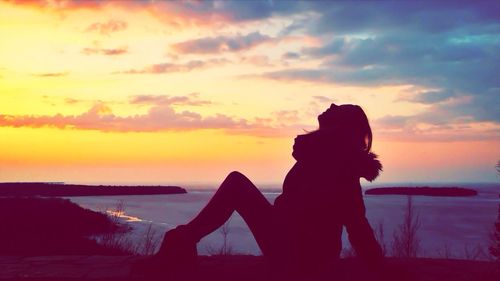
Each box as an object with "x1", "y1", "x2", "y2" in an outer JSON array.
[
  {"x1": 317, "y1": 103, "x2": 372, "y2": 151},
  {"x1": 292, "y1": 103, "x2": 373, "y2": 161}
]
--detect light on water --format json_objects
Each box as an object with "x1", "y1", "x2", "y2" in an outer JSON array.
[{"x1": 106, "y1": 210, "x2": 143, "y2": 222}]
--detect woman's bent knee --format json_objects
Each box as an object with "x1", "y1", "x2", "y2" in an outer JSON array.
[
  {"x1": 226, "y1": 171, "x2": 248, "y2": 182},
  {"x1": 221, "y1": 171, "x2": 255, "y2": 192}
]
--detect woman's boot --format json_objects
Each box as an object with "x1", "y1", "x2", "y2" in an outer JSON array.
[{"x1": 131, "y1": 225, "x2": 198, "y2": 278}]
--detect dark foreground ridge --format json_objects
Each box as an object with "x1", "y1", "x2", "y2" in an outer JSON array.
[
  {"x1": 0, "y1": 197, "x2": 128, "y2": 256},
  {"x1": 0, "y1": 182, "x2": 186, "y2": 196},
  {"x1": 0, "y1": 255, "x2": 499, "y2": 281},
  {"x1": 365, "y1": 187, "x2": 477, "y2": 197}
]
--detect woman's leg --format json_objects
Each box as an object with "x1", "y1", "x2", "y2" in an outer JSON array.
[{"x1": 185, "y1": 171, "x2": 276, "y2": 255}]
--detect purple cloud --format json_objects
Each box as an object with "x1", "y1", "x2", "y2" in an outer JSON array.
[
  {"x1": 119, "y1": 59, "x2": 228, "y2": 74},
  {"x1": 130, "y1": 93, "x2": 211, "y2": 106},
  {"x1": 32, "y1": 72, "x2": 69, "y2": 77},
  {"x1": 171, "y1": 32, "x2": 272, "y2": 54},
  {"x1": 0, "y1": 100, "x2": 314, "y2": 137},
  {"x1": 85, "y1": 20, "x2": 127, "y2": 36},
  {"x1": 0, "y1": 103, "x2": 250, "y2": 133},
  {"x1": 82, "y1": 47, "x2": 128, "y2": 56}
]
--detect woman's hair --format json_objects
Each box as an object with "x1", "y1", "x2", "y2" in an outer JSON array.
[{"x1": 318, "y1": 104, "x2": 373, "y2": 152}]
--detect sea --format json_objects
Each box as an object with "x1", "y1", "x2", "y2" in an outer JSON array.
[{"x1": 67, "y1": 182, "x2": 500, "y2": 259}]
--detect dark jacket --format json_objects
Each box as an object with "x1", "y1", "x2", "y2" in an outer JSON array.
[{"x1": 273, "y1": 131, "x2": 383, "y2": 269}]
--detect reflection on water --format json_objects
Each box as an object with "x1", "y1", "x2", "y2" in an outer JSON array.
[
  {"x1": 106, "y1": 210, "x2": 143, "y2": 222},
  {"x1": 67, "y1": 184, "x2": 500, "y2": 258}
]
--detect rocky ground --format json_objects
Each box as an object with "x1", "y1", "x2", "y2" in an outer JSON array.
[{"x1": 0, "y1": 255, "x2": 499, "y2": 281}]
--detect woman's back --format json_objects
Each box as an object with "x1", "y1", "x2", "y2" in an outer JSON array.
[{"x1": 273, "y1": 134, "x2": 383, "y2": 269}]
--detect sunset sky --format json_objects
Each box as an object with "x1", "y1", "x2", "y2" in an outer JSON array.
[{"x1": 0, "y1": 1, "x2": 499, "y2": 185}]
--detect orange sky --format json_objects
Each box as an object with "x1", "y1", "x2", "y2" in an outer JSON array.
[{"x1": 0, "y1": 1, "x2": 498, "y2": 185}]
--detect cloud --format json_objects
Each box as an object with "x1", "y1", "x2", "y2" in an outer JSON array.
[
  {"x1": 272, "y1": 110, "x2": 300, "y2": 124},
  {"x1": 9, "y1": 1, "x2": 297, "y2": 24},
  {"x1": 0, "y1": 102, "x2": 251, "y2": 133},
  {"x1": 145, "y1": 1, "x2": 301, "y2": 27},
  {"x1": 236, "y1": 2, "x2": 499, "y2": 141},
  {"x1": 374, "y1": 93, "x2": 500, "y2": 141},
  {"x1": 171, "y1": 32, "x2": 272, "y2": 54},
  {"x1": 8, "y1": 0, "x2": 105, "y2": 10},
  {"x1": 238, "y1": 55, "x2": 271, "y2": 67},
  {"x1": 8, "y1": 1, "x2": 499, "y2": 141},
  {"x1": 118, "y1": 58, "x2": 228, "y2": 74},
  {"x1": 305, "y1": 2, "x2": 500, "y2": 35},
  {"x1": 263, "y1": 33, "x2": 499, "y2": 126},
  {"x1": 398, "y1": 89, "x2": 456, "y2": 104},
  {"x1": 282, "y1": 52, "x2": 301, "y2": 60},
  {"x1": 373, "y1": 118, "x2": 500, "y2": 142},
  {"x1": 375, "y1": 115, "x2": 412, "y2": 129},
  {"x1": 84, "y1": 20, "x2": 127, "y2": 36},
  {"x1": 64, "y1": 98, "x2": 80, "y2": 104},
  {"x1": 130, "y1": 93, "x2": 211, "y2": 106},
  {"x1": 270, "y1": 32, "x2": 498, "y2": 89},
  {"x1": 31, "y1": 72, "x2": 69, "y2": 77},
  {"x1": 203, "y1": 1, "x2": 298, "y2": 22},
  {"x1": 312, "y1": 95, "x2": 334, "y2": 104},
  {"x1": 259, "y1": 4, "x2": 500, "y2": 130},
  {"x1": 12, "y1": 1, "x2": 499, "y2": 32},
  {"x1": 82, "y1": 47, "x2": 128, "y2": 56},
  {"x1": 5, "y1": 1, "x2": 215, "y2": 28},
  {"x1": 0, "y1": 99, "x2": 314, "y2": 137}
]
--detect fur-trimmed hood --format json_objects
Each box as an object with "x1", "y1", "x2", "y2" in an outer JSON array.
[
  {"x1": 292, "y1": 131, "x2": 382, "y2": 182},
  {"x1": 356, "y1": 152, "x2": 382, "y2": 182}
]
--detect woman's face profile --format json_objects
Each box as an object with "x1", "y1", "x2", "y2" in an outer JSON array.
[{"x1": 318, "y1": 103, "x2": 339, "y2": 130}]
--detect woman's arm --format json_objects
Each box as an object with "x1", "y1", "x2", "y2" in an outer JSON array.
[{"x1": 343, "y1": 182, "x2": 384, "y2": 264}]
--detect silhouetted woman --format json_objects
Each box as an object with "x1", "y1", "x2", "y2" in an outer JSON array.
[{"x1": 143, "y1": 103, "x2": 383, "y2": 275}]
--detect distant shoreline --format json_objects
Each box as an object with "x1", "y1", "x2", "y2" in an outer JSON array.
[
  {"x1": 365, "y1": 186, "x2": 478, "y2": 197},
  {"x1": 0, "y1": 182, "x2": 187, "y2": 197}
]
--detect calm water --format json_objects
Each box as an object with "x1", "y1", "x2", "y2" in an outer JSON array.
[{"x1": 68, "y1": 183, "x2": 500, "y2": 259}]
